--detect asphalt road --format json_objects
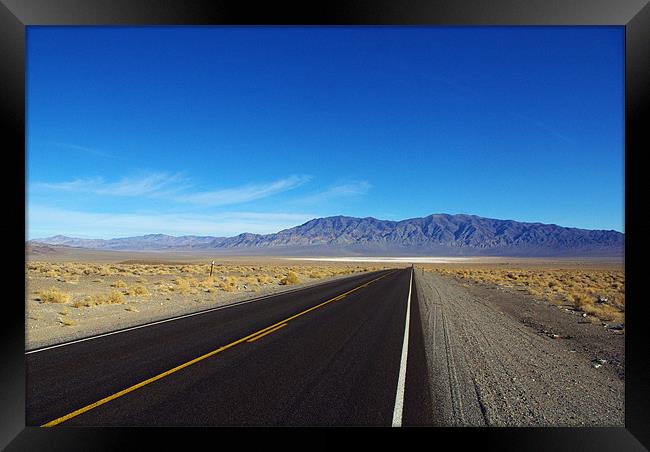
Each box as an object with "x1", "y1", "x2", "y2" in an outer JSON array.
[{"x1": 26, "y1": 267, "x2": 432, "y2": 426}]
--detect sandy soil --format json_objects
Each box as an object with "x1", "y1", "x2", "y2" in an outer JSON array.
[
  {"x1": 25, "y1": 260, "x2": 389, "y2": 350},
  {"x1": 413, "y1": 268, "x2": 624, "y2": 426}
]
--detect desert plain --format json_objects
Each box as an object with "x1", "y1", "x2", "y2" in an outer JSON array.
[
  {"x1": 25, "y1": 249, "x2": 625, "y2": 425},
  {"x1": 26, "y1": 250, "x2": 623, "y2": 351}
]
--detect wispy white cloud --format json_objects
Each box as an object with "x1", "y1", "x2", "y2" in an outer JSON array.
[
  {"x1": 51, "y1": 142, "x2": 116, "y2": 158},
  {"x1": 27, "y1": 205, "x2": 316, "y2": 239},
  {"x1": 35, "y1": 172, "x2": 187, "y2": 198},
  {"x1": 34, "y1": 173, "x2": 311, "y2": 207},
  {"x1": 297, "y1": 180, "x2": 371, "y2": 204},
  {"x1": 176, "y1": 175, "x2": 312, "y2": 206}
]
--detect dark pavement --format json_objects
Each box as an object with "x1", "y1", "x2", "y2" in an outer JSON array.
[{"x1": 27, "y1": 268, "x2": 431, "y2": 426}]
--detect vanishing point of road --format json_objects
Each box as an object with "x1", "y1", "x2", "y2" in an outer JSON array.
[{"x1": 26, "y1": 268, "x2": 433, "y2": 426}]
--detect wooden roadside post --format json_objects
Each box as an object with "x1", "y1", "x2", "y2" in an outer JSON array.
[{"x1": 210, "y1": 260, "x2": 215, "y2": 277}]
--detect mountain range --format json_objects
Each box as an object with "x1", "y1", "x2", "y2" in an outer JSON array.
[{"x1": 28, "y1": 213, "x2": 624, "y2": 257}]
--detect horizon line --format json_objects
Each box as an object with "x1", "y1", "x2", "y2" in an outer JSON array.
[{"x1": 27, "y1": 212, "x2": 625, "y2": 242}]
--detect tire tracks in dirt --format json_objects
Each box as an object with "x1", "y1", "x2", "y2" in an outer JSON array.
[{"x1": 413, "y1": 269, "x2": 624, "y2": 426}]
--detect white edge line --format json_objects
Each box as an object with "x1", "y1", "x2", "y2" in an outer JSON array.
[
  {"x1": 25, "y1": 270, "x2": 387, "y2": 355},
  {"x1": 392, "y1": 267, "x2": 413, "y2": 427}
]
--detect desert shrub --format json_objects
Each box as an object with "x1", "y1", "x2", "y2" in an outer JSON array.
[
  {"x1": 280, "y1": 271, "x2": 300, "y2": 285},
  {"x1": 111, "y1": 280, "x2": 128, "y2": 288},
  {"x1": 219, "y1": 282, "x2": 234, "y2": 292},
  {"x1": 74, "y1": 290, "x2": 124, "y2": 308},
  {"x1": 199, "y1": 277, "x2": 216, "y2": 288},
  {"x1": 73, "y1": 298, "x2": 93, "y2": 308},
  {"x1": 107, "y1": 290, "x2": 125, "y2": 304},
  {"x1": 127, "y1": 285, "x2": 151, "y2": 296},
  {"x1": 175, "y1": 279, "x2": 191, "y2": 294},
  {"x1": 174, "y1": 277, "x2": 198, "y2": 294},
  {"x1": 107, "y1": 290, "x2": 124, "y2": 304},
  {"x1": 98, "y1": 265, "x2": 115, "y2": 276},
  {"x1": 217, "y1": 276, "x2": 237, "y2": 292},
  {"x1": 157, "y1": 284, "x2": 172, "y2": 293},
  {"x1": 256, "y1": 275, "x2": 274, "y2": 285},
  {"x1": 40, "y1": 287, "x2": 71, "y2": 303}
]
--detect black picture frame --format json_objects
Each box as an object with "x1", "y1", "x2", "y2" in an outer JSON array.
[{"x1": 2, "y1": 0, "x2": 648, "y2": 449}]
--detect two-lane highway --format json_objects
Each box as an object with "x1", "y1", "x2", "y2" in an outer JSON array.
[{"x1": 26, "y1": 267, "x2": 431, "y2": 426}]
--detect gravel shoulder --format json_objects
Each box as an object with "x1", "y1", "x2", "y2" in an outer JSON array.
[{"x1": 414, "y1": 268, "x2": 624, "y2": 426}]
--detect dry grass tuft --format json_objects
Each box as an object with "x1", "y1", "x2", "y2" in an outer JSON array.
[
  {"x1": 73, "y1": 290, "x2": 125, "y2": 308},
  {"x1": 279, "y1": 271, "x2": 300, "y2": 285},
  {"x1": 127, "y1": 285, "x2": 151, "y2": 297},
  {"x1": 257, "y1": 275, "x2": 274, "y2": 284},
  {"x1": 40, "y1": 287, "x2": 71, "y2": 304},
  {"x1": 174, "y1": 277, "x2": 198, "y2": 294},
  {"x1": 107, "y1": 290, "x2": 125, "y2": 304},
  {"x1": 219, "y1": 276, "x2": 237, "y2": 292}
]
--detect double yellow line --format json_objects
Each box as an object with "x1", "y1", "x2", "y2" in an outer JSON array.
[{"x1": 42, "y1": 269, "x2": 397, "y2": 427}]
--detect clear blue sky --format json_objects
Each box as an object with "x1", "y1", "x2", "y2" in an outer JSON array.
[{"x1": 27, "y1": 26, "x2": 624, "y2": 239}]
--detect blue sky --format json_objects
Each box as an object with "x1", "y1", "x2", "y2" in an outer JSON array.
[{"x1": 27, "y1": 26, "x2": 624, "y2": 239}]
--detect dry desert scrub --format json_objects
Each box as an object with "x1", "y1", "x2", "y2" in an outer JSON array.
[
  {"x1": 174, "y1": 277, "x2": 199, "y2": 294},
  {"x1": 39, "y1": 287, "x2": 71, "y2": 304},
  {"x1": 423, "y1": 266, "x2": 624, "y2": 323},
  {"x1": 27, "y1": 261, "x2": 386, "y2": 313},
  {"x1": 280, "y1": 271, "x2": 300, "y2": 285},
  {"x1": 73, "y1": 290, "x2": 124, "y2": 308},
  {"x1": 127, "y1": 285, "x2": 151, "y2": 297},
  {"x1": 219, "y1": 276, "x2": 237, "y2": 292},
  {"x1": 28, "y1": 261, "x2": 383, "y2": 282}
]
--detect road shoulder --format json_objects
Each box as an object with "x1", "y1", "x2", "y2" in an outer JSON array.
[{"x1": 413, "y1": 268, "x2": 624, "y2": 426}]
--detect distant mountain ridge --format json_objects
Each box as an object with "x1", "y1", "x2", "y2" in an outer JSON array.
[
  {"x1": 33, "y1": 234, "x2": 225, "y2": 250},
  {"x1": 29, "y1": 214, "x2": 624, "y2": 257}
]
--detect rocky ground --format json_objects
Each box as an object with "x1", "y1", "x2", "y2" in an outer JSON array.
[{"x1": 413, "y1": 268, "x2": 624, "y2": 426}]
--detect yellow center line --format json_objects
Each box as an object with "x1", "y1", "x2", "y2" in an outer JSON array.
[
  {"x1": 42, "y1": 269, "x2": 398, "y2": 427},
  {"x1": 246, "y1": 323, "x2": 287, "y2": 342}
]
